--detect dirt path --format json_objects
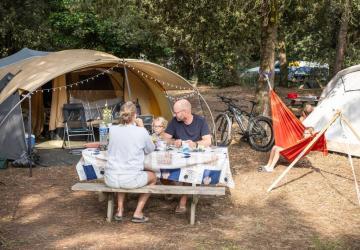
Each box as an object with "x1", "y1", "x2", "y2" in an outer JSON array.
[{"x1": 1, "y1": 86, "x2": 360, "y2": 249}]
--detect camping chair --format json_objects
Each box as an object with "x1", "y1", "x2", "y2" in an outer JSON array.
[
  {"x1": 138, "y1": 115, "x2": 153, "y2": 134},
  {"x1": 62, "y1": 103, "x2": 95, "y2": 150}
]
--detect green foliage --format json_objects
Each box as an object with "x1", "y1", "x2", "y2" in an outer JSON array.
[
  {"x1": 0, "y1": 0, "x2": 53, "y2": 56},
  {"x1": 280, "y1": 0, "x2": 360, "y2": 70},
  {"x1": 0, "y1": 0, "x2": 360, "y2": 86}
]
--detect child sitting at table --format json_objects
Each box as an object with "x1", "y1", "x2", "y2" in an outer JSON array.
[
  {"x1": 151, "y1": 117, "x2": 168, "y2": 149},
  {"x1": 259, "y1": 127, "x2": 315, "y2": 173}
]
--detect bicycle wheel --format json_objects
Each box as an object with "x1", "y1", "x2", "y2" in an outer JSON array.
[
  {"x1": 214, "y1": 113, "x2": 232, "y2": 146},
  {"x1": 248, "y1": 116, "x2": 274, "y2": 152}
]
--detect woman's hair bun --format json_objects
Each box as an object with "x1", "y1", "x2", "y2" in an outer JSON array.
[{"x1": 120, "y1": 101, "x2": 136, "y2": 124}]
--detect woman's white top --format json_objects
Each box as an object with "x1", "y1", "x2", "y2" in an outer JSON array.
[{"x1": 106, "y1": 124, "x2": 155, "y2": 176}]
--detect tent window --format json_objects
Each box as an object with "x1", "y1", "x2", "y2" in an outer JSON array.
[
  {"x1": 77, "y1": 74, "x2": 113, "y2": 90},
  {"x1": 343, "y1": 71, "x2": 360, "y2": 92}
]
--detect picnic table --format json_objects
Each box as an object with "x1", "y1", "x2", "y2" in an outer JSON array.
[
  {"x1": 286, "y1": 96, "x2": 319, "y2": 107},
  {"x1": 74, "y1": 146, "x2": 234, "y2": 224},
  {"x1": 285, "y1": 95, "x2": 319, "y2": 117},
  {"x1": 76, "y1": 146, "x2": 234, "y2": 188}
]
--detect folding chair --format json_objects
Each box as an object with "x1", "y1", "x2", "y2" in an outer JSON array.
[
  {"x1": 138, "y1": 115, "x2": 154, "y2": 134},
  {"x1": 62, "y1": 103, "x2": 95, "y2": 149}
]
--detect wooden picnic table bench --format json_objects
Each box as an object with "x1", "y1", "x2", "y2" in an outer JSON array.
[{"x1": 72, "y1": 182, "x2": 226, "y2": 225}]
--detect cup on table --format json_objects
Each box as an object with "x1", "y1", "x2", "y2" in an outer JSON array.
[
  {"x1": 157, "y1": 140, "x2": 167, "y2": 151},
  {"x1": 182, "y1": 141, "x2": 190, "y2": 154}
]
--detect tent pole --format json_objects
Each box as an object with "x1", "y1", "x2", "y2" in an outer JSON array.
[
  {"x1": 197, "y1": 91, "x2": 217, "y2": 145},
  {"x1": 0, "y1": 92, "x2": 31, "y2": 129},
  {"x1": 267, "y1": 111, "x2": 341, "y2": 192},
  {"x1": 28, "y1": 94, "x2": 32, "y2": 177},
  {"x1": 123, "y1": 61, "x2": 132, "y2": 100},
  {"x1": 340, "y1": 115, "x2": 360, "y2": 205}
]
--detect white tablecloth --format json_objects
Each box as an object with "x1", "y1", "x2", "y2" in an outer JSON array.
[{"x1": 76, "y1": 147, "x2": 234, "y2": 188}]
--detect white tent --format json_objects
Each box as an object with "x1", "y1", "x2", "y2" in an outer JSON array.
[{"x1": 303, "y1": 65, "x2": 360, "y2": 156}]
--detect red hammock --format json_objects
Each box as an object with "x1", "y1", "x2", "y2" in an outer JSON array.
[{"x1": 269, "y1": 90, "x2": 327, "y2": 162}]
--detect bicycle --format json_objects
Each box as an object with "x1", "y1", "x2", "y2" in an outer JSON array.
[{"x1": 214, "y1": 95, "x2": 274, "y2": 152}]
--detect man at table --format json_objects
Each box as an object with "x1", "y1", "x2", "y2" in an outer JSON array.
[{"x1": 163, "y1": 99, "x2": 212, "y2": 214}]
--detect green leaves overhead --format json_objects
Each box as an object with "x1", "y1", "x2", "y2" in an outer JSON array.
[{"x1": 0, "y1": 0, "x2": 360, "y2": 86}]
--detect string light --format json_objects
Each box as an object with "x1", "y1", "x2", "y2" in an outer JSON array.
[
  {"x1": 29, "y1": 60, "x2": 197, "y2": 101},
  {"x1": 166, "y1": 91, "x2": 198, "y2": 101}
]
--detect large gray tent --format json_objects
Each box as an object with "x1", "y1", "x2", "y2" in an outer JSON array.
[
  {"x1": 0, "y1": 48, "x2": 49, "y2": 160},
  {"x1": 0, "y1": 48, "x2": 49, "y2": 68},
  {"x1": 0, "y1": 73, "x2": 27, "y2": 160}
]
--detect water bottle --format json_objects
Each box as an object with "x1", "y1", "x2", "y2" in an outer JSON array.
[
  {"x1": 182, "y1": 141, "x2": 190, "y2": 154},
  {"x1": 99, "y1": 122, "x2": 108, "y2": 150}
]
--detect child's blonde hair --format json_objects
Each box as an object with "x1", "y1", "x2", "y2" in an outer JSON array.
[{"x1": 153, "y1": 116, "x2": 168, "y2": 128}]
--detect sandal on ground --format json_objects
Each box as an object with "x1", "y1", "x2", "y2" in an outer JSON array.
[
  {"x1": 175, "y1": 205, "x2": 187, "y2": 214},
  {"x1": 114, "y1": 214, "x2": 123, "y2": 221},
  {"x1": 131, "y1": 216, "x2": 149, "y2": 223},
  {"x1": 258, "y1": 165, "x2": 273, "y2": 173}
]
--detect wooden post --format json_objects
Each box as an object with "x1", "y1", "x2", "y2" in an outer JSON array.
[
  {"x1": 267, "y1": 111, "x2": 341, "y2": 192},
  {"x1": 106, "y1": 192, "x2": 114, "y2": 222},
  {"x1": 190, "y1": 182, "x2": 198, "y2": 225},
  {"x1": 190, "y1": 195, "x2": 199, "y2": 225}
]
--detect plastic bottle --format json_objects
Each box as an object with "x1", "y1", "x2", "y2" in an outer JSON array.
[
  {"x1": 99, "y1": 122, "x2": 108, "y2": 150},
  {"x1": 182, "y1": 141, "x2": 190, "y2": 154}
]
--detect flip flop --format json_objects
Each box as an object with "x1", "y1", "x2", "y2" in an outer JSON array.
[
  {"x1": 258, "y1": 166, "x2": 273, "y2": 173},
  {"x1": 131, "y1": 216, "x2": 149, "y2": 223},
  {"x1": 114, "y1": 214, "x2": 123, "y2": 221},
  {"x1": 175, "y1": 206, "x2": 187, "y2": 214}
]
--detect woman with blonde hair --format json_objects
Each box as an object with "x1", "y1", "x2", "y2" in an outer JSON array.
[{"x1": 105, "y1": 101, "x2": 156, "y2": 223}]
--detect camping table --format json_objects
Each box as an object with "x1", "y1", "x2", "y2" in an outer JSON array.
[{"x1": 76, "y1": 147, "x2": 235, "y2": 188}]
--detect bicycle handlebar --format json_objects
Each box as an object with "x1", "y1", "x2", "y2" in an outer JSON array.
[
  {"x1": 217, "y1": 95, "x2": 258, "y2": 106},
  {"x1": 216, "y1": 95, "x2": 238, "y2": 104}
]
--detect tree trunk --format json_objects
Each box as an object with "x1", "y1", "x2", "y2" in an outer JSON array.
[
  {"x1": 333, "y1": 0, "x2": 350, "y2": 75},
  {"x1": 255, "y1": 0, "x2": 278, "y2": 116},
  {"x1": 278, "y1": 38, "x2": 287, "y2": 87}
]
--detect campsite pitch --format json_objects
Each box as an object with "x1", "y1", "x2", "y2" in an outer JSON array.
[{"x1": 1, "y1": 86, "x2": 360, "y2": 249}]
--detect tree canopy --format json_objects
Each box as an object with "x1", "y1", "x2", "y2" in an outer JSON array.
[{"x1": 1, "y1": 0, "x2": 359, "y2": 87}]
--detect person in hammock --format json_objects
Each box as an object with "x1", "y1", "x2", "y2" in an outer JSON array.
[
  {"x1": 299, "y1": 103, "x2": 314, "y2": 122},
  {"x1": 259, "y1": 127, "x2": 315, "y2": 173}
]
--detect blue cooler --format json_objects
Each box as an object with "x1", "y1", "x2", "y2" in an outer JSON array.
[{"x1": 25, "y1": 133, "x2": 35, "y2": 148}]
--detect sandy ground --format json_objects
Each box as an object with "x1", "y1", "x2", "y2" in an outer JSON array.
[{"x1": 1, "y1": 85, "x2": 360, "y2": 249}]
